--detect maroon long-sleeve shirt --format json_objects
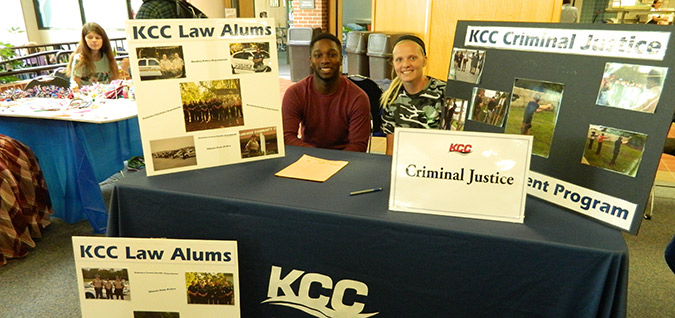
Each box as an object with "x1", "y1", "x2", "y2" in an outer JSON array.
[{"x1": 282, "y1": 75, "x2": 371, "y2": 152}]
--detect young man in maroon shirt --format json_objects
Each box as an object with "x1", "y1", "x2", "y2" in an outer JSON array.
[{"x1": 282, "y1": 33, "x2": 370, "y2": 152}]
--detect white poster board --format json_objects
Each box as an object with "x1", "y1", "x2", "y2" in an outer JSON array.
[
  {"x1": 73, "y1": 237, "x2": 240, "y2": 318},
  {"x1": 126, "y1": 18, "x2": 284, "y2": 176},
  {"x1": 390, "y1": 128, "x2": 532, "y2": 223}
]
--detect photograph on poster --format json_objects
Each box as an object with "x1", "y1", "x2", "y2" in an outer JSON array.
[
  {"x1": 229, "y1": 42, "x2": 273, "y2": 74},
  {"x1": 440, "y1": 97, "x2": 467, "y2": 130},
  {"x1": 134, "y1": 311, "x2": 179, "y2": 318},
  {"x1": 468, "y1": 87, "x2": 510, "y2": 127},
  {"x1": 185, "y1": 272, "x2": 235, "y2": 305},
  {"x1": 239, "y1": 126, "x2": 279, "y2": 158},
  {"x1": 135, "y1": 46, "x2": 186, "y2": 81},
  {"x1": 81, "y1": 268, "x2": 130, "y2": 300},
  {"x1": 447, "y1": 48, "x2": 486, "y2": 84},
  {"x1": 180, "y1": 79, "x2": 244, "y2": 132},
  {"x1": 504, "y1": 78, "x2": 563, "y2": 158},
  {"x1": 596, "y1": 62, "x2": 667, "y2": 114},
  {"x1": 582, "y1": 124, "x2": 646, "y2": 177},
  {"x1": 150, "y1": 136, "x2": 197, "y2": 171}
]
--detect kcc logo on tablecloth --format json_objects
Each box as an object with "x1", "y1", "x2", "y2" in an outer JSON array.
[{"x1": 262, "y1": 266, "x2": 378, "y2": 317}]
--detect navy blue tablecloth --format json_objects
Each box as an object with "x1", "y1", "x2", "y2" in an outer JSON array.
[
  {"x1": 108, "y1": 145, "x2": 627, "y2": 317},
  {"x1": 0, "y1": 116, "x2": 142, "y2": 233}
]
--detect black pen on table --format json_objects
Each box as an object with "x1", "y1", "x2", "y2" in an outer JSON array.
[{"x1": 350, "y1": 187, "x2": 383, "y2": 196}]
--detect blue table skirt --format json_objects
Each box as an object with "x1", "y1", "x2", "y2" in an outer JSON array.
[
  {"x1": 108, "y1": 146, "x2": 627, "y2": 317},
  {"x1": 0, "y1": 116, "x2": 142, "y2": 233}
]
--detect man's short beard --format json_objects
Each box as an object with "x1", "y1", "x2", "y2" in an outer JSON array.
[{"x1": 313, "y1": 67, "x2": 339, "y2": 83}]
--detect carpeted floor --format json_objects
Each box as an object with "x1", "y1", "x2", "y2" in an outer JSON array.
[
  {"x1": 1, "y1": 186, "x2": 673, "y2": 317},
  {"x1": 0, "y1": 218, "x2": 95, "y2": 317},
  {"x1": 622, "y1": 182, "x2": 675, "y2": 318}
]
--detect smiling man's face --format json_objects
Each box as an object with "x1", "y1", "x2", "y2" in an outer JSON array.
[{"x1": 310, "y1": 39, "x2": 342, "y2": 82}]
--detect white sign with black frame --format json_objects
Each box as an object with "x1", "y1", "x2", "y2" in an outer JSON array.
[{"x1": 449, "y1": 21, "x2": 675, "y2": 234}]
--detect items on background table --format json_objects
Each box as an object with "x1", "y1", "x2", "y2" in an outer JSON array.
[
  {"x1": 0, "y1": 80, "x2": 138, "y2": 123},
  {"x1": 0, "y1": 79, "x2": 134, "y2": 102},
  {"x1": 1, "y1": 85, "x2": 72, "y2": 101}
]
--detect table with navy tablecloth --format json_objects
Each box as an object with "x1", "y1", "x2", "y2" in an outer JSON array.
[
  {"x1": 0, "y1": 98, "x2": 142, "y2": 233},
  {"x1": 107, "y1": 145, "x2": 627, "y2": 317}
]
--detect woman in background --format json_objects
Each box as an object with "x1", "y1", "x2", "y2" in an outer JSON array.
[
  {"x1": 66, "y1": 22, "x2": 119, "y2": 87},
  {"x1": 380, "y1": 35, "x2": 446, "y2": 155},
  {"x1": 648, "y1": 0, "x2": 672, "y2": 25}
]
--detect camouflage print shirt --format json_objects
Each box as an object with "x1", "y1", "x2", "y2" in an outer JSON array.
[{"x1": 381, "y1": 77, "x2": 446, "y2": 134}]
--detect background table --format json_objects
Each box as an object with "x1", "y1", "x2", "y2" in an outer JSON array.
[
  {"x1": 0, "y1": 99, "x2": 142, "y2": 233},
  {"x1": 108, "y1": 146, "x2": 627, "y2": 317}
]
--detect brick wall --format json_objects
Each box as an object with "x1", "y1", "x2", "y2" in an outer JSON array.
[{"x1": 290, "y1": 0, "x2": 328, "y2": 31}]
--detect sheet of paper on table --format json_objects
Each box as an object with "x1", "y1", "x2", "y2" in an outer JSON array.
[{"x1": 275, "y1": 154, "x2": 349, "y2": 182}]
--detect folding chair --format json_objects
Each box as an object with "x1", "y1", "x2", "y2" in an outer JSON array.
[
  {"x1": 25, "y1": 75, "x2": 70, "y2": 90},
  {"x1": 348, "y1": 74, "x2": 385, "y2": 153}
]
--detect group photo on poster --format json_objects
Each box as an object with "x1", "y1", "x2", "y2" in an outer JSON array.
[
  {"x1": 136, "y1": 46, "x2": 186, "y2": 81},
  {"x1": 440, "y1": 97, "x2": 467, "y2": 130},
  {"x1": 582, "y1": 124, "x2": 647, "y2": 177},
  {"x1": 229, "y1": 42, "x2": 272, "y2": 74},
  {"x1": 180, "y1": 79, "x2": 244, "y2": 132},
  {"x1": 447, "y1": 48, "x2": 486, "y2": 84},
  {"x1": 149, "y1": 136, "x2": 197, "y2": 171},
  {"x1": 596, "y1": 62, "x2": 668, "y2": 114},
  {"x1": 239, "y1": 126, "x2": 278, "y2": 158},
  {"x1": 81, "y1": 268, "x2": 130, "y2": 300},
  {"x1": 133, "y1": 311, "x2": 179, "y2": 318},
  {"x1": 504, "y1": 78, "x2": 564, "y2": 158},
  {"x1": 185, "y1": 272, "x2": 235, "y2": 305},
  {"x1": 468, "y1": 87, "x2": 510, "y2": 127}
]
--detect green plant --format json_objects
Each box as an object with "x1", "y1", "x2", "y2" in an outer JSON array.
[
  {"x1": 0, "y1": 42, "x2": 21, "y2": 84},
  {"x1": 8, "y1": 26, "x2": 25, "y2": 35}
]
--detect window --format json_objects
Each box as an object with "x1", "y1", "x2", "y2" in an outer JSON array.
[
  {"x1": 233, "y1": 52, "x2": 249, "y2": 59},
  {"x1": 33, "y1": 0, "x2": 134, "y2": 30},
  {"x1": 34, "y1": 0, "x2": 83, "y2": 29},
  {"x1": 81, "y1": 0, "x2": 129, "y2": 30}
]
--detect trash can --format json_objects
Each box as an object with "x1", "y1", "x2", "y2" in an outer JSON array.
[
  {"x1": 287, "y1": 27, "x2": 321, "y2": 82},
  {"x1": 367, "y1": 33, "x2": 407, "y2": 80},
  {"x1": 345, "y1": 31, "x2": 371, "y2": 77}
]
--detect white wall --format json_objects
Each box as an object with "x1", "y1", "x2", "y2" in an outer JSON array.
[
  {"x1": 0, "y1": 0, "x2": 29, "y2": 45},
  {"x1": 21, "y1": 0, "x2": 43, "y2": 44},
  {"x1": 254, "y1": 0, "x2": 289, "y2": 27},
  {"x1": 191, "y1": 0, "x2": 225, "y2": 18}
]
